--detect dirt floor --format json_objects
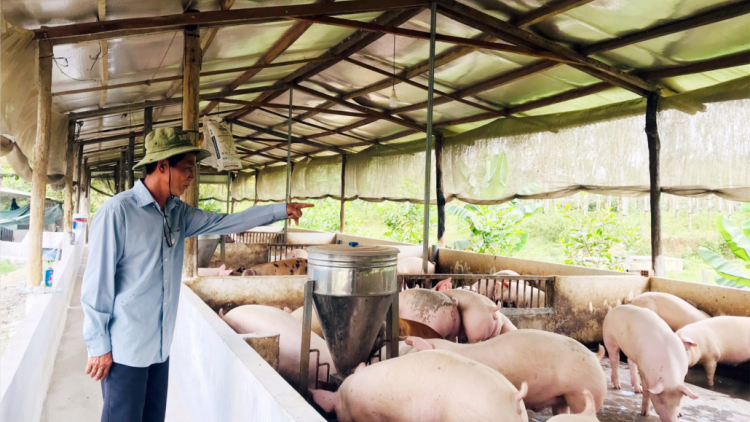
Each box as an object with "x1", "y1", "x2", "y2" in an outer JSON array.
[
  {"x1": 1, "y1": 266, "x2": 27, "y2": 357},
  {"x1": 528, "y1": 359, "x2": 750, "y2": 422}
]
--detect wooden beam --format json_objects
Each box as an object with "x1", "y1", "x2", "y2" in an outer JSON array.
[
  {"x1": 34, "y1": 0, "x2": 429, "y2": 44},
  {"x1": 97, "y1": 1, "x2": 109, "y2": 109},
  {"x1": 292, "y1": 15, "x2": 572, "y2": 62},
  {"x1": 438, "y1": 0, "x2": 663, "y2": 95},
  {"x1": 514, "y1": 0, "x2": 595, "y2": 28},
  {"x1": 54, "y1": 57, "x2": 325, "y2": 97},
  {"x1": 69, "y1": 82, "x2": 288, "y2": 119},
  {"x1": 581, "y1": 2, "x2": 750, "y2": 55},
  {"x1": 28, "y1": 40, "x2": 53, "y2": 287},
  {"x1": 219, "y1": 98, "x2": 371, "y2": 118},
  {"x1": 294, "y1": 84, "x2": 426, "y2": 132},
  {"x1": 231, "y1": 119, "x2": 349, "y2": 155},
  {"x1": 202, "y1": 7, "x2": 324, "y2": 114},
  {"x1": 182, "y1": 24, "x2": 201, "y2": 279},
  {"x1": 340, "y1": 154, "x2": 346, "y2": 232},
  {"x1": 506, "y1": 81, "x2": 611, "y2": 115},
  {"x1": 344, "y1": 57, "x2": 506, "y2": 117},
  {"x1": 256, "y1": 107, "x2": 372, "y2": 145},
  {"x1": 305, "y1": 117, "x2": 378, "y2": 140},
  {"x1": 646, "y1": 94, "x2": 663, "y2": 276},
  {"x1": 226, "y1": 7, "x2": 423, "y2": 121},
  {"x1": 63, "y1": 121, "x2": 76, "y2": 232},
  {"x1": 638, "y1": 51, "x2": 750, "y2": 79}
]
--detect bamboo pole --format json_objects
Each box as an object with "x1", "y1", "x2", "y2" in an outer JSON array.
[
  {"x1": 421, "y1": 3, "x2": 437, "y2": 274},
  {"x1": 182, "y1": 24, "x2": 201, "y2": 279},
  {"x1": 339, "y1": 154, "x2": 346, "y2": 233},
  {"x1": 434, "y1": 134, "x2": 446, "y2": 248},
  {"x1": 254, "y1": 169, "x2": 259, "y2": 206},
  {"x1": 119, "y1": 151, "x2": 126, "y2": 192},
  {"x1": 283, "y1": 88, "x2": 293, "y2": 242},
  {"x1": 646, "y1": 94, "x2": 664, "y2": 277},
  {"x1": 63, "y1": 121, "x2": 76, "y2": 233},
  {"x1": 28, "y1": 40, "x2": 54, "y2": 287},
  {"x1": 142, "y1": 106, "x2": 153, "y2": 179},
  {"x1": 75, "y1": 142, "x2": 83, "y2": 213},
  {"x1": 127, "y1": 134, "x2": 135, "y2": 188}
]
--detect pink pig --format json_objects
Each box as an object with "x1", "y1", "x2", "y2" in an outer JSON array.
[
  {"x1": 546, "y1": 390, "x2": 600, "y2": 422},
  {"x1": 396, "y1": 256, "x2": 435, "y2": 275},
  {"x1": 406, "y1": 330, "x2": 607, "y2": 415},
  {"x1": 285, "y1": 306, "x2": 324, "y2": 339},
  {"x1": 675, "y1": 316, "x2": 750, "y2": 386},
  {"x1": 399, "y1": 288, "x2": 461, "y2": 341},
  {"x1": 628, "y1": 292, "x2": 709, "y2": 331},
  {"x1": 603, "y1": 305, "x2": 698, "y2": 422},
  {"x1": 311, "y1": 350, "x2": 529, "y2": 422},
  {"x1": 220, "y1": 305, "x2": 336, "y2": 389},
  {"x1": 443, "y1": 289, "x2": 502, "y2": 343}
]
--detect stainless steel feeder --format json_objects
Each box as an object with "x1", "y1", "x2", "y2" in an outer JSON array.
[{"x1": 298, "y1": 244, "x2": 400, "y2": 396}]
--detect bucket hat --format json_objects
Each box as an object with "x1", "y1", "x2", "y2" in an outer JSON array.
[{"x1": 132, "y1": 128, "x2": 211, "y2": 170}]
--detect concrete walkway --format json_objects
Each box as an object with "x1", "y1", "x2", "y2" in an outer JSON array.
[{"x1": 40, "y1": 249, "x2": 192, "y2": 422}]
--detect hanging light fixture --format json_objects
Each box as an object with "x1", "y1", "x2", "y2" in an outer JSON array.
[{"x1": 389, "y1": 34, "x2": 399, "y2": 108}]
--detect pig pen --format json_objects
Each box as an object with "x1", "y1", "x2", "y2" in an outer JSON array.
[
  {"x1": 431, "y1": 248, "x2": 750, "y2": 421},
  {"x1": 175, "y1": 241, "x2": 749, "y2": 421}
]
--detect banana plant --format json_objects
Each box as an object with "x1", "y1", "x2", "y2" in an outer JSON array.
[{"x1": 697, "y1": 214, "x2": 750, "y2": 289}]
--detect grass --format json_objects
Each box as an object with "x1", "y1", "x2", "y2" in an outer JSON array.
[{"x1": 0, "y1": 260, "x2": 23, "y2": 275}]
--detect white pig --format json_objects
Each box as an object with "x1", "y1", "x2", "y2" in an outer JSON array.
[
  {"x1": 285, "y1": 306, "x2": 324, "y2": 339},
  {"x1": 397, "y1": 256, "x2": 435, "y2": 275},
  {"x1": 399, "y1": 289, "x2": 461, "y2": 341},
  {"x1": 220, "y1": 305, "x2": 336, "y2": 389},
  {"x1": 628, "y1": 292, "x2": 709, "y2": 331},
  {"x1": 443, "y1": 289, "x2": 502, "y2": 343},
  {"x1": 675, "y1": 316, "x2": 750, "y2": 386},
  {"x1": 434, "y1": 278, "x2": 516, "y2": 337},
  {"x1": 311, "y1": 350, "x2": 529, "y2": 422},
  {"x1": 546, "y1": 390, "x2": 600, "y2": 422},
  {"x1": 603, "y1": 305, "x2": 698, "y2": 422},
  {"x1": 406, "y1": 330, "x2": 607, "y2": 415}
]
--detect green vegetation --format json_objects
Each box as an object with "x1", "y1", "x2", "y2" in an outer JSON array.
[
  {"x1": 697, "y1": 213, "x2": 750, "y2": 288},
  {"x1": 0, "y1": 260, "x2": 23, "y2": 275},
  {"x1": 446, "y1": 201, "x2": 540, "y2": 256}
]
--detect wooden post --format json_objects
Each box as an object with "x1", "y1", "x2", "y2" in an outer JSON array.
[
  {"x1": 339, "y1": 154, "x2": 346, "y2": 233},
  {"x1": 75, "y1": 142, "x2": 83, "y2": 213},
  {"x1": 27, "y1": 40, "x2": 53, "y2": 287},
  {"x1": 142, "y1": 106, "x2": 153, "y2": 179},
  {"x1": 646, "y1": 94, "x2": 664, "y2": 277},
  {"x1": 127, "y1": 134, "x2": 135, "y2": 188},
  {"x1": 434, "y1": 134, "x2": 446, "y2": 247},
  {"x1": 114, "y1": 161, "x2": 121, "y2": 194},
  {"x1": 119, "y1": 151, "x2": 126, "y2": 192},
  {"x1": 63, "y1": 121, "x2": 76, "y2": 233},
  {"x1": 181, "y1": 24, "x2": 201, "y2": 279},
  {"x1": 254, "y1": 169, "x2": 259, "y2": 206}
]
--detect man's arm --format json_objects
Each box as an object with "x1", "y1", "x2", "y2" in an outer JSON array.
[
  {"x1": 80, "y1": 205, "x2": 123, "y2": 360},
  {"x1": 183, "y1": 203, "x2": 289, "y2": 238}
]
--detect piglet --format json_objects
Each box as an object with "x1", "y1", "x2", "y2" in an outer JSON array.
[
  {"x1": 676, "y1": 316, "x2": 750, "y2": 386},
  {"x1": 220, "y1": 305, "x2": 336, "y2": 389},
  {"x1": 398, "y1": 318, "x2": 443, "y2": 339},
  {"x1": 603, "y1": 305, "x2": 698, "y2": 422},
  {"x1": 311, "y1": 350, "x2": 529, "y2": 422},
  {"x1": 629, "y1": 292, "x2": 709, "y2": 331},
  {"x1": 285, "y1": 306, "x2": 324, "y2": 339},
  {"x1": 242, "y1": 258, "x2": 307, "y2": 276},
  {"x1": 397, "y1": 256, "x2": 435, "y2": 275},
  {"x1": 399, "y1": 289, "x2": 461, "y2": 341},
  {"x1": 546, "y1": 390, "x2": 600, "y2": 422},
  {"x1": 406, "y1": 330, "x2": 606, "y2": 415},
  {"x1": 286, "y1": 249, "x2": 308, "y2": 259}
]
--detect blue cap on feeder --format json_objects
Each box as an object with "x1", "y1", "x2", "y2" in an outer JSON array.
[{"x1": 349, "y1": 242, "x2": 359, "y2": 247}]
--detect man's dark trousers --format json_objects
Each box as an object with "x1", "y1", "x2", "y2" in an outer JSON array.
[{"x1": 101, "y1": 358, "x2": 169, "y2": 422}]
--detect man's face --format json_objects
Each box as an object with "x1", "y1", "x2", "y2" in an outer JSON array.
[{"x1": 165, "y1": 153, "x2": 196, "y2": 197}]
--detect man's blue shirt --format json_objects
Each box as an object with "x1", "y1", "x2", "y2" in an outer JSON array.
[{"x1": 81, "y1": 180, "x2": 288, "y2": 367}]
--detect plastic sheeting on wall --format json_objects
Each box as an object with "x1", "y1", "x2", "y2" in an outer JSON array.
[{"x1": 0, "y1": 17, "x2": 69, "y2": 186}]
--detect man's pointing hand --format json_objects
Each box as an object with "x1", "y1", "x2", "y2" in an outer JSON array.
[{"x1": 286, "y1": 203, "x2": 314, "y2": 226}]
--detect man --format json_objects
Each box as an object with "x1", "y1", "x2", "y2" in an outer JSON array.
[{"x1": 81, "y1": 128, "x2": 312, "y2": 422}]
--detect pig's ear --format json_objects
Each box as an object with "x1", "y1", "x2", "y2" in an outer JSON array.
[
  {"x1": 310, "y1": 389, "x2": 338, "y2": 413},
  {"x1": 405, "y1": 337, "x2": 434, "y2": 351},
  {"x1": 679, "y1": 384, "x2": 699, "y2": 400},
  {"x1": 679, "y1": 336, "x2": 698, "y2": 348},
  {"x1": 647, "y1": 380, "x2": 664, "y2": 395},
  {"x1": 434, "y1": 278, "x2": 452, "y2": 292},
  {"x1": 283, "y1": 307, "x2": 293, "y2": 314},
  {"x1": 514, "y1": 382, "x2": 528, "y2": 415},
  {"x1": 354, "y1": 362, "x2": 367, "y2": 373},
  {"x1": 502, "y1": 281, "x2": 510, "y2": 287},
  {"x1": 450, "y1": 296, "x2": 459, "y2": 306}
]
